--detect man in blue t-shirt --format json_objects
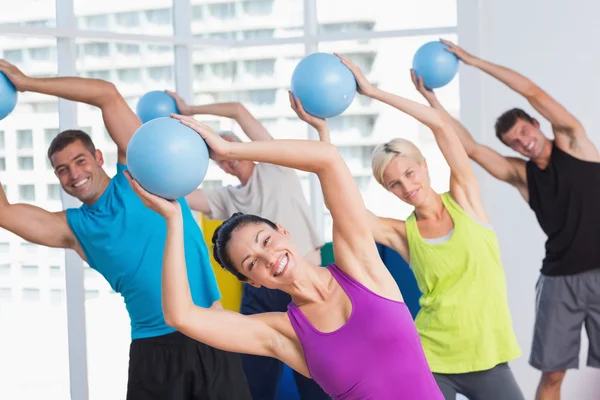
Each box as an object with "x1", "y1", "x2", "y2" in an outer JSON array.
[{"x1": 0, "y1": 60, "x2": 251, "y2": 399}]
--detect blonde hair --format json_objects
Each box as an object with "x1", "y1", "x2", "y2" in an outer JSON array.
[{"x1": 371, "y1": 138, "x2": 425, "y2": 188}]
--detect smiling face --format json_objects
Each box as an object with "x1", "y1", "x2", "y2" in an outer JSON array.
[
  {"x1": 499, "y1": 118, "x2": 547, "y2": 160},
  {"x1": 382, "y1": 155, "x2": 433, "y2": 207},
  {"x1": 225, "y1": 222, "x2": 303, "y2": 289},
  {"x1": 50, "y1": 139, "x2": 106, "y2": 203}
]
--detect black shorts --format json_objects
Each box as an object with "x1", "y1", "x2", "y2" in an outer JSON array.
[{"x1": 127, "y1": 331, "x2": 251, "y2": 400}]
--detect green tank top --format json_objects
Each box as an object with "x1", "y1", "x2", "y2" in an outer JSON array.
[{"x1": 405, "y1": 192, "x2": 520, "y2": 373}]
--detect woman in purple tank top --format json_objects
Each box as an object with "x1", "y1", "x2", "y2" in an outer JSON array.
[{"x1": 126, "y1": 108, "x2": 444, "y2": 399}]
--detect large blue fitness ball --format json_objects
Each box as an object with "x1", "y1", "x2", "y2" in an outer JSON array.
[
  {"x1": 412, "y1": 41, "x2": 459, "y2": 89},
  {"x1": 0, "y1": 72, "x2": 17, "y2": 121},
  {"x1": 136, "y1": 91, "x2": 179, "y2": 123},
  {"x1": 290, "y1": 52, "x2": 357, "y2": 119},
  {"x1": 126, "y1": 117, "x2": 209, "y2": 200}
]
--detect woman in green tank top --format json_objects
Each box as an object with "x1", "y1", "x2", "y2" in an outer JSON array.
[{"x1": 332, "y1": 54, "x2": 524, "y2": 400}]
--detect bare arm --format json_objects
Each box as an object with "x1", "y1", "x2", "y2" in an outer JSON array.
[
  {"x1": 166, "y1": 91, "x2": 272, "y2": 141},
  {"x1": 368, "y1": 212, "x2": 409, "y2": 262},
  {"x1": 475, "y1": 61, "x2": 584, "y2": 136},
  {"x1": 0, "y1": 60, "x2": 141, "y2": 164},
  {"x1": 470, "y1": 149, "x2": 529, "y2": 200},
  {"x1": 336, "y1": 54, "x2": 479, "y2": 196},
  {"x1": 431, "y1": 107, "x2": 529, "y2": 198},
  {"x1": 161, "y1": 212, "x2": 292, "y2": 359},
  {"x1": 173, "y1": 115, "x2": 385, "y2": 282},
  {"x1": 288, "y1": 91, "x2": 331, "y2": 143},
  {"x1": 441, "y1": 40, "x2": 587, "y2": 151},
  {"x1": 373, "y1": 85, "x2": 488, "y2": 220},
  {"x1": 425, "y1": 97, "x2": 527, "y2": 192},
  {"x1": 315, "y1": 124, "x2": 331, "y2": 143},
  {"x1": 0, "y1": 184, "x2": 82, "y2": 254},
  {"x1": 184, "y1": 189, "x2": 211, "y2": 214},
  {"x1": 411, "y1": 66, "x2": 529, "y2": 201}
]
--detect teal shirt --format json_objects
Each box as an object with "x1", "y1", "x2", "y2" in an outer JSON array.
[{"x1": 66, "y1": 164, "x2": 221, "y2": 339}]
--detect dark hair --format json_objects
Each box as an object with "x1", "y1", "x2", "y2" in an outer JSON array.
[
  {"x1": 212, "y1": 212, "x2": 278, "y2": 281},
  {"x1": 47, "y1": 129, "x2": 96, "y2": 163},
  {"x1": 494, "y1": 108, "x2": 535, "y2": 142}
]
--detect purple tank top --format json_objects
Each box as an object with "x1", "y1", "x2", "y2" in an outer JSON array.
[{"x1": 287, "y1": 264, "x2": 443, "y2": 400}]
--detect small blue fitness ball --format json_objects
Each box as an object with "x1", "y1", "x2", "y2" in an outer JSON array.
[
  {"x1": 126, "y1": 117, "x2": 209, "y2": 200},
  {"x1": 0, "y1": 72, "x2": 18, "y2": 121},
  {"x1": 291, "y1": 52, "x2": 357, "y2": 119},
  {"x1": 412, "y1": 41, "x2": 459, "y2": 89},
  {"x1": 136, "y1": 91, "x2": 179, "y2": 123}
]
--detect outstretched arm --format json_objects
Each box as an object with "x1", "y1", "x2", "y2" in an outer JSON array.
[
  {"x1": 182, "y1": 93, "x2": 332, "y2": 214},
  {"x1": 173, "y1": 114, "x2": 385, "y2": 283},
  {"x1": 410, "y1": 64, "x2": 529, "y2": 201},
  {"x1": 166, "y1": 91, "x2": 272, "y2": 141},
  {"x1": 288, "y1": 91, "x2": 331, "y2": 143},
  {"x1": 0, "y1": 183, "x2": 84, "y2": 257},
  {"x1": 184, "y1": 189, "x2": 211, "y2": 214},
  {"x1": 338, "y1": 55, "x2": 486, "y2": 218},
  {"x1": 0, "y1": 60, "x2": 141, "y2": 164},
  {"x1": 125, "y1": 173, "x2": 309, "y2": 377},
  {"x1": 441, "y1": 40, "x2": 589, "y2": 153}
]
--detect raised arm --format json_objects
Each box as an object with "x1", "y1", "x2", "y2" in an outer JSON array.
[
  {"x1": 125, "y1": 174, "x2": 309, "y2": 376},
  {"x1": 441, "y1": 40, "x2": 588, "y2": 152},
  {"x1": 288, "y1": 91, "x2": 331, "y2": 143},
  {"x1": 0, "y1": 60, "x2": 141, "y2": 164},
  {"x1": 184, "y1": 189, "x2": 211, "y2": 214},
  {"x1": 0, "y1": 184, "x2": 84, "y2": 257},
  {"x1": 410, "y1": 64, "x2": 529, "y2": 201},
  {"x1": 173, "y1": 114, "x2": 384, "y2": 282},
  {"x1": 337, "y1": 55, "x2": 486, "y2": 218},
  {"x1": 180, "y1": 93, "x2": 332, "y2": 214},
  {"x1": 166, "y1": 91, "x2": 272, "y2": 141}
]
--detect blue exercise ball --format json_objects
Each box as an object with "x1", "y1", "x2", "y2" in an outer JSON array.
[
  {"x1": 290, "y1": 52, "x2": 357, "y2": 119},
  {"x1": 136, "y1": 91, "x2": 179, "y2": 123},
  {"x1": 412, "y1": 41, "x2": 459, "y2": 89},
  {"x1": 0, "y1": 72, "x2": 18, "y2": 120},
  {"x1": 126, "y1": 117, "x2": 209, "y2": 200}
]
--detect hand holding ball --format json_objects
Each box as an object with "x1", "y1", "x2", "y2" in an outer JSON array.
[{"x1": 412, "y1": 41, "x2": 459, "y2": 89}]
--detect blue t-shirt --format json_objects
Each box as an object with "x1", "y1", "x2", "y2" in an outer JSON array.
[{"x1": 66, "y1": 164, "x2": 221, "y2": 339}]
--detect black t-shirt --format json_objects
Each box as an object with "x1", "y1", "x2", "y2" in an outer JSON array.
[{"x1": 526, "y1": 142, "x2": 600, "y2": 276}]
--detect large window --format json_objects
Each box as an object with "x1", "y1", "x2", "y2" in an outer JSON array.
[
  {"x1": 0, "y1": 1, "x2": 56, "y2": 28},
  {"x1": 0, "y1": 36, "x2": 68, "y2": 400},
  {"x1": 317, "y1": 0, "x2": 456, "y2": 33},
  {"x1": 74, "y1": 1, "x2": 174, "y2": 36},
  {"x1": 192, "y1": 0, "x2": 304, "y2": 41},
  {"x1": 0, "y1": 1, "x2": 458, "y2": 399}
]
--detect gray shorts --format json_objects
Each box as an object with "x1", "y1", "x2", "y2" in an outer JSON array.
[
  {"x1": 530, "y1": 268, "x2": 600, "y2": 371},
  {"x1": 433, "y1": 363, "x2": 524, "y2": 400}
]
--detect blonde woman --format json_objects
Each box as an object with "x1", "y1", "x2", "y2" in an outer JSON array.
[{"x1": 298, "y1": 54, "x2": 524, "y2": 400}]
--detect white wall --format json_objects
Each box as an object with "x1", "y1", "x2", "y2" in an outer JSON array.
[{"x1": 458, "y1": 0, "x2": 600, "y2": 398}]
